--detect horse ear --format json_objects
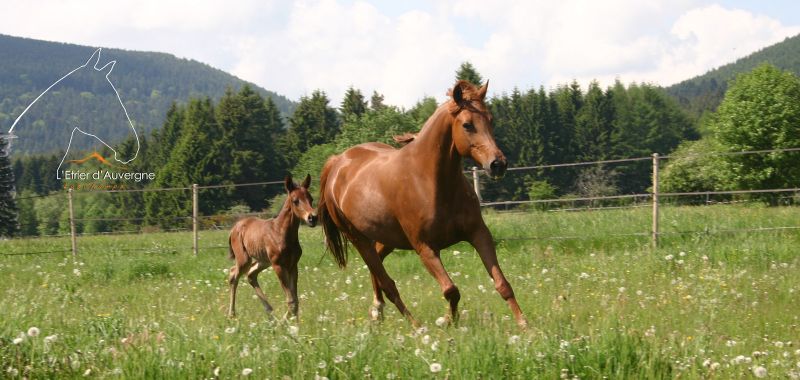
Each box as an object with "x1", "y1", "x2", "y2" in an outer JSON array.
[
  {"x1": 85, "y1": 48, "x2": 102, "y2": 68},
  {"x1": 451, "y1": 82, "x2": 464, "y2": 104},
  {"x1": 284, "y1": 174, "x2": 296, "y2": 192},
  {"x1": 302, "y1": 174, "x2": 311, "y2": 189},
  {"x1": 98, "y1": 60, "x2": 116, "y2": 76},
  {"x1": 478, "y1": 80, "x2": 489, "y2": 100}
]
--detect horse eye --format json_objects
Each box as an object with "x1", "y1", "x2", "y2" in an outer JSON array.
[{"x1": 463, "y1": 122, "x2": 475, "y2": 132}]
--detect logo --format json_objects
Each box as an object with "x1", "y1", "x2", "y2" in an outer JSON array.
[{"x1": 6, "y1": 48, "x2": 153, "y2": 188}]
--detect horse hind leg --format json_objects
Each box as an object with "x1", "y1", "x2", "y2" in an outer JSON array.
[
  {"x1": 352, "y1": 238, "x2": 418, "y2": 327},
  {"x1": 246, "y1": 262, "x2": 275, "y2": 316},
  {"x1": 416, "y1": 244, "x2": 460, "y2": 325},
  {"x1": 369, "y1": 242, "x2": 393, "y2": 321},
  {"x1": 228, "y1": 262, "x2": 249, "y2": 318}
]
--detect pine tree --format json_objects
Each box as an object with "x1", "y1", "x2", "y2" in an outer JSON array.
[
  {"x1": 456, "y1": 62, "x2": 484, "y2": 86},
  {"x1": 370, "y1": 91, "x2": 387, "y2": 111},
  {"x1": 340, "y1": 86, "x2": 368, "y2": 120},
  {"x1": 0, "y1": 135, "x2": 19, "y2": 237},
  {"x1": 288, "y1": 90, "x2": 340, "y2": 155}
]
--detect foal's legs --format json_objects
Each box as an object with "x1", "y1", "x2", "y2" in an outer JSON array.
[
  {"x1": 228, "y1": 261, "x2": 250, "y2": 317},
  {"x1": 470, "y1": 223, "x2": 527, "y2": 328},
  {"x1": 352, "y1": 238, "x2": 418, "y2": 327},
  {"x1": 273, "y1": 260, "x2": 300, "y2": 318},
  {"x1": 415, "y1": 243, "x2": 460, "y2": 324},
  {"x1": 246, "y1": 261, "x2": 275, "y2": 315},
  {"x1": 369, "y1": 242, "x2": 393, "y2": 321}
]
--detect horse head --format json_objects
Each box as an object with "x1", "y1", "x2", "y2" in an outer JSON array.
[
  {"x1": 71, "y1": 48, "x2": 140, "y2": 164},
  {"x1": 447, "y1": 80, "x2": 507, "y2": 179},
  {"x1": 285, "y1": 174, "x2": 318, "y2": 227}
]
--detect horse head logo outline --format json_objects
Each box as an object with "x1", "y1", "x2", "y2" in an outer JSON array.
[{"x1": 7, "y1": 48, "x2": 140, "y2": 179}]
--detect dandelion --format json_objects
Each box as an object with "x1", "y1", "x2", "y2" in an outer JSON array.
[
  {"x1": 44, "y1": 334, "x2": 57, "y2": 344},
  {"x1": 12, "y1": 337, "x2": 24, "y2": 345},
  {"x1": 242, "y1": 368, "x2": 253, "y2": 376},
  {"x1": 213, "y1": 367, "x2": 220, "y2": 377},
  {"x1": 414, "y1": 348, "x2": 423, "y2": 357},
  {"x1": 702, "y1": 359, "x2": 712, "y2": 367},
  {"x1": 679, "y1": 251, "x2": 686, "y2": 257},
  {"x1": 422, "y1": 335, "x2": 431, "y2": 345},
  {"x1": 84, "y1": 368, "x2": 92, "y2": 376},
  {"x1": 27, "y1": 327, "x2": 40, "y2": 337},
  {"x1": 541, "y1": 268, "x2": 549, "y2": 275},
  {"x1": 334, "y1": 355, "x2": 344, "y2": 364},
  {"x1": 318, "y1": 361, "x2": 327, "y2": 369},
  {"x1": 508, "y1": 335, "x2": 520, "y2": 345},
  {"x1": 578, "y1": 272, "x2": 589, "y2": 279},
  {"x1": 73, "y1": 268, "x2": 81, "y2": 276},
  {"x1": 431, "y1": 341, "x2": 439, "y2": 351},
  {"x1": 752, "y1": 366, "x2": 767, "y2": 378},
  {"x1": 726, "y1": 340, "x2": 737, "y2": 347},
  {"x1": 435, "y1": 317, "x2": 447, "y2": 327},
  {"x1": 710, "y1": 362, "x2": 720, "y2": 370},
  {"x1": 224, "y1": 327, "x2": 236, "y2": 334},
  {"x1": 6, "y1": 367, "x2": 19, "y2": 377},
  {"x1": 618, "y1": 287, "x2": 626, "y2": 293},
  {"x1": 288, "y1": 325, "x2": 299, "y2": 336},
  {"x1": 429, "y1": 363, "x2": 442, "y2": 373},
  {"x1": 664, "y1": 254, "x2": 674, "y2": 261},
  {"x1": 314, "y1": 374, "x2": 329, "y2": 380}
]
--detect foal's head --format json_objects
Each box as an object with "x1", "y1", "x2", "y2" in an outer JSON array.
[
  {"x1": 448, "y1": 80, "x2": 507, "y2": 179},
  {"x1": 284, "y1": 174, "x2": 317, "y2": 227}
]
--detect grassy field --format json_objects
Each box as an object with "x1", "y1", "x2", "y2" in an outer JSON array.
[{"x1": 1, "y1": 204, "x2": 799, "y2": 379}]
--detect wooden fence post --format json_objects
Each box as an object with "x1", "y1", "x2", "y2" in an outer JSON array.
[
  {"x1": 471, "y1": 166, "x2": 481, "y2": 202},
  {"x1": 651, "y1": 153, "x2": 660, "y2": 249},
  {"x1": 67, "y1": 188, "x2": 77, "y2": 257},
  {"x1": 192, "y1": 184, "x2": 198, "y2": 256}
]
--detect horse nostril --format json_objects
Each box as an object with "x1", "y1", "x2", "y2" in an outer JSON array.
[
  {"x1": 308, "y1": 214, "x2": 318, "y2": 225},
  {"x1": 489, "y1": 159, "x2": 507, "y2": 179}
]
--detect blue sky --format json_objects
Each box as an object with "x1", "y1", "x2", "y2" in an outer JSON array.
[{"x1": 1, "y1": 1, "x2": 798, "y2": 107}]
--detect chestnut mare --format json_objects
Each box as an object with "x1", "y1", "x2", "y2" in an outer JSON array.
[
  {"x1": 318, "y1": 80, "x2": 527, "y2": 328},
  {"x1": 227, "y1": 174, "x2": 317, "y2": 318}
]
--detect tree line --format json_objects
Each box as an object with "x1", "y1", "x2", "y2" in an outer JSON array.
[{"x1": 7, "y1": 62, "x2": 798, "y2": 237}]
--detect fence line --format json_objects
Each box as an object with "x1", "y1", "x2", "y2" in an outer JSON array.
[{"x1": 8, "y1": 147, "x2": 800, "y2": 256}]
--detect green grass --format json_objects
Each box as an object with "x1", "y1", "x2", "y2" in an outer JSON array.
[{"x1": 1, "y1": 204, "x2": 799, "y2": 379}]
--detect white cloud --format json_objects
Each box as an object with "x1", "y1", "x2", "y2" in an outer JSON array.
[{"x1": 1, "y1": 1, "x2": 799, "y2": 107}]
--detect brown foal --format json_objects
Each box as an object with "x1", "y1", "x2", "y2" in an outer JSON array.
[
  {"x1": 227, "y1": 174, "x2": 317, "y2": 318},
  {"x1": 318, "y1": 80, "x2": 527, "y2": 328}
]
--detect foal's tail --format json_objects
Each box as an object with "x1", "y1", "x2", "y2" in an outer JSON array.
[
  {"x1": 227, "y1": 223, "x2": 242, "y2": 261},
  {"x1": 318, "y1": 161, "x2": 349, "y2": 268}
]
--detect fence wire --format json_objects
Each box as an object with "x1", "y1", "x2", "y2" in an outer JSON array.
[{"x1": 7, "y1": 147, "x2": 800, "y2": 256}]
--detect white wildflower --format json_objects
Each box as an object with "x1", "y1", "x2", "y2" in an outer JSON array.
[
  {"x1": 429, "y1": 363, "x2": 442, "y2": 373},
  {"x1": 288, "y1": 325, "x2": 299, "y2": 336},
  {"x1": 752, "y1": 366, "x2": 767, "y2": 378},
  {"x1": 435, "y1": 317, "x2": 447, "y2": 327},
  {"x1": 664, "y1": 254, "x2": 674, "y2": 261},
  {"x1": 508, "y1": 335, "x2": 521, "y2": 345},
  {"x1": 224, "y1": 327, "x2": 236, "y2": 334},
  {"x1": 241, "y1": 368, "x2": 253, "y2": 376},
  {"x1": 27, "y1": 327, "x2": 40, "y2": 337}
]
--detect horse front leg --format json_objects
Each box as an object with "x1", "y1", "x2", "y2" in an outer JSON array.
[
  {"x1": 415, "y1": 243, "x2": 460, "y2": 325},
  {"x1": 470, "y1": 224, "x2": 527, "y2": 328},
  {"x1": 273, "y1": 261, "x2": 299, "y2": 319}
]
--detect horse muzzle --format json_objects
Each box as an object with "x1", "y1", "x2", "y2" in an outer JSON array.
[
  {"x1": 306, "y1": 213, "x2": 318, "y2": 227},
  {"x1": 486, "y1": 158, "x2": 507, "y2": 180}
]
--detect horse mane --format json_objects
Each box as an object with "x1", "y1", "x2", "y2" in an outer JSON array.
[
  {"x1": 392, "y1": 132, "x2": 417, "y2": 145},
  {"x1": 391, "y1": 80, "x2": 487, "y2": 146},
  {"x1": 447, "y1": 80, "x2": 488, "y2": 114}
]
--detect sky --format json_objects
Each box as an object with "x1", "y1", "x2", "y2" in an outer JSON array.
[{"x1": 1, "y1": 0, "x2": 799, "y2": 108}]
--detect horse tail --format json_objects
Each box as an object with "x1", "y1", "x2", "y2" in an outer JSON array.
[{"x1": 318, "y1": 159, "x2": 349, "y2": 268}]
